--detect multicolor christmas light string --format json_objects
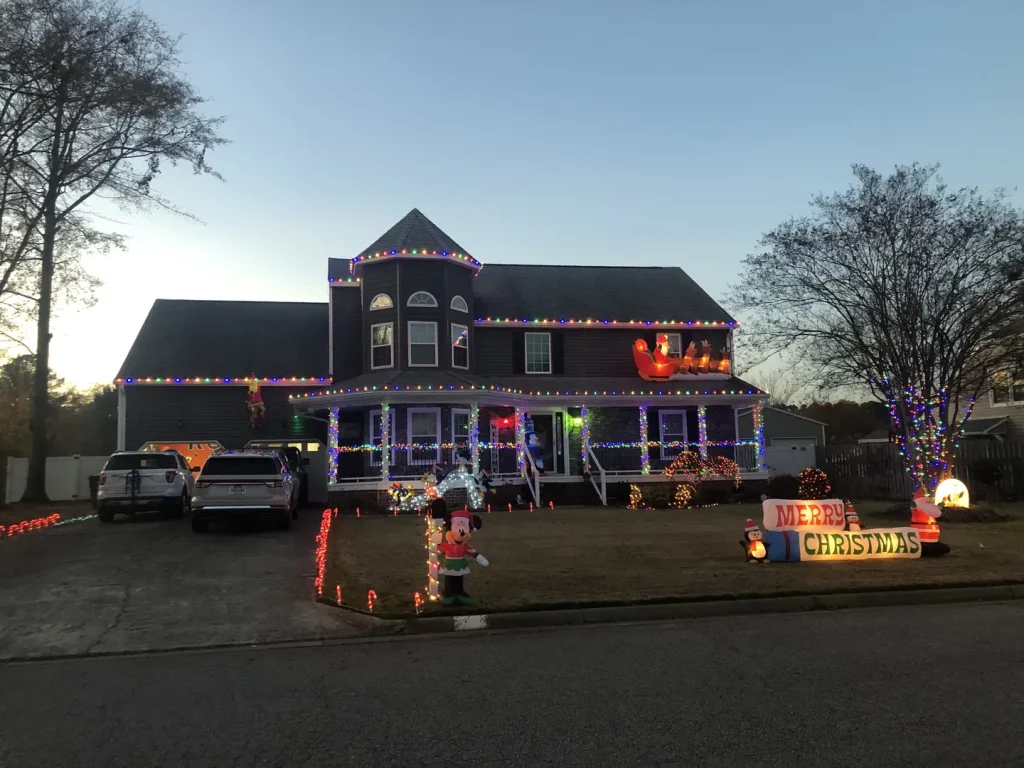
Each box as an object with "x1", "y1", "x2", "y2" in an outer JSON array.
[
  {"x1": 380, "y1": 404, "x2": 391, "y2": 480},
  {"x1": 580, "y1": 405, "x2": 590, "y2": 473},
  {"x1": 880, "y1": 377, "x2": 973, "y2": 492},
  {"x1": 797, "y1": 467, "x2": 832, "y2": 499},
  {"x1": 638, "y1": 406, "x2": 650, "y2": 474},
  {"x1": 328, "y1": 407, "x2": 340, "y2": 483},
  {"x1": 696, "y1": 405, "x2": 709, "y2": 458}
]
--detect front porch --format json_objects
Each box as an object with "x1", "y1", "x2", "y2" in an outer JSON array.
[{"x1": 305, "y1": 391, "x2": 769, "y2": 509}]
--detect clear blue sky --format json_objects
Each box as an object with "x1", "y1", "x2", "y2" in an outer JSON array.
[{"x1": 52, "y1": 0, "x2": 1024, "y2": 386}]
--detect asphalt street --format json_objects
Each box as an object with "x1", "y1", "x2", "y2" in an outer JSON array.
[{"x1": 2, "y1": 601, "x2": 1022, "y2": 767}]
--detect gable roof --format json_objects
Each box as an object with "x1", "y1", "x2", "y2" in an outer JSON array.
[
  {"x1": 357, "y1": 208, "x2": 471, "y2": 260},
  {"x1": 736, "y1": 405, "x2": 827, "y2": 426},
  {"x1": 116, "y1": 299, "x2": 329, "y2": 380},
  {"x1": 473, "y1": 264, "x2": 734, "y2": 324}
]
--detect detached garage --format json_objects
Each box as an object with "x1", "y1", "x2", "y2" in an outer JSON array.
[{"x1": 737, "y1": 406, "x2": 827, "y2": 477}]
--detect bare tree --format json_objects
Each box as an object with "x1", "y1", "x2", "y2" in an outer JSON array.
[
  {"x1": 743, "y1": 367, "x2": 805, "y2": 408},
  {"x1": 731, "y1": 164, "x2": 1024, "y2": 492},
  {"x1": 0, "y1": 0, "x2": 225, "y2": 500}
]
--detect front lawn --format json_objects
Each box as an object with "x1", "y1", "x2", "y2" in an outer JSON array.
[
  {"x1": 0, "y1": 500, "x2": 94, "y2": 527},
  {"x1": 322, "y1": 502, "x2": 1024, "y2": 617}
]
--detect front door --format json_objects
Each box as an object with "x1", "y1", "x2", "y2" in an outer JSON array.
[{"x1": 527, "y1": 411, "x2": 568, "y2": 475}]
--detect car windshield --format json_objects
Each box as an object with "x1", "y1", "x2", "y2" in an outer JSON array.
[
  {"x1": 105, "y1": 453, "x2": 177, "y2": 470},
  {"x1": 201, "y1": 456, "x2": 279, "y2": 475}
]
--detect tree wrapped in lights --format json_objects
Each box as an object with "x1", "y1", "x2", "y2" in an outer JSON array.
[
  {"x1": 797, "y1": 467, "x2": 832, "y2": 499},
  {"x1": 732, "y1": 164, "x2": 1024, "y2": 492}
]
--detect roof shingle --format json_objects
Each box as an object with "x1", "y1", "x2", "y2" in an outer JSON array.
[
  {"x1": 357, "y1": 208, "x2": 471, "y2": 259},
  {"x1": 473, "y1": 264, "x2": 734, "y2": 324},
  {"x1": 116, "y1": 299, "x2": 328, "y2": 379}
]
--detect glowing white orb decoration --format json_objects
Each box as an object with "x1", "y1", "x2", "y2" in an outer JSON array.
[{"x1": 934, "y1": 478, "x2": 970, "y2": 508}]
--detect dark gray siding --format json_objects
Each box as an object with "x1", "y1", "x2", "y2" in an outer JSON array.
[
  {"x1": 331, "y1": 287, "x2": 362, "y2": 380},
  {"x1": 124, "y1": 386, "x2": 325, "y2": 450},
  {"x1": 473, "y1": 328, "x2": 730, "y2": 378}
]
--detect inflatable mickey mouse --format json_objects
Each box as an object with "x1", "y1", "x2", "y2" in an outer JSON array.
[{"x1": 434, "y1": 502, "x2": 489, "y2": 606}]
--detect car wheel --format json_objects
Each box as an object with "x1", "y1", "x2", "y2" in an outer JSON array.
[
  {"x1": 98, "y1": 507, "x2": 115, "y2": 523},
  {"x1": 174, "y1": 489, "x2": 189, "y2": 518},
  {"x1": 191, "y1": 517, "x2": 208, "y2": 533}
]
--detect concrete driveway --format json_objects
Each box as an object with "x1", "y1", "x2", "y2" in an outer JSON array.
[{"x1": 0, "y1": 509, "x2": 364, "y2": 660}]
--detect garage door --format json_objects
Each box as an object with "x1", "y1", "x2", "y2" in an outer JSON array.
[{"x1": 771, "y1": 438, "x2": 817, "y2": 451}]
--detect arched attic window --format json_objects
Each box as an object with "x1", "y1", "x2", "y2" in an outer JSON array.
[
  {"x1": 407, "y1": 291, "x2": 438, "y2": 307},
  {"x1": 369, "y1": 293, "x2": 393, "y2": 310},
  {"x1": 450, "y1": 295, "x2": 469, "y2": 313}
]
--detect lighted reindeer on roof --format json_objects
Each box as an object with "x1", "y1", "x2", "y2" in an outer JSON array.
[{"x1": 633, "y1": 335, "x2": 732, "y2": 381}]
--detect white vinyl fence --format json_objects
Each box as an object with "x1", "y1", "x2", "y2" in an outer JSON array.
[
  {"x1": 763, "y1": 445, "x2": 818, "y2": 478},
  {"x1": 4, "y1": 456, "x2": 108, "y2": 504}
]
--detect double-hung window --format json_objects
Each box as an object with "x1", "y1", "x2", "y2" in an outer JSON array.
[
  {"x1": 408, "y1": 408, "x2": 441, "y2": 465},
  {"x1": 991, "y1": 370, "x2": 1024, "y2": 405},
  {"x1": 452, "y1": 323, "x2": 469, "y2": 369},
  {"x1": 525, "y1": 332, "x2": 551, "y2": 374},
  {"x1": 408, "y1": 322, "x2": 438, "y2": 367},
  {"x1": 659, "y1": 410, "x2": 688, "y2": 460},
  {"x1": 370, "y1": 323, "x2": 393, "y2": 369}
]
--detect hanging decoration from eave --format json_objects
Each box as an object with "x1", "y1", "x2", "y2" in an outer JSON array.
[{"x1": 633, "y1": 336, "x2": 731, "y2": 381}]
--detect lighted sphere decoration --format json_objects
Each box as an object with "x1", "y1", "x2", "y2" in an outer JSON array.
[
  {"x1": 798, "y1": 467, "x2": 832, "y2": 500},
  {"x1": 934, "y1": 478, "x2": 970, "y2": 508}
]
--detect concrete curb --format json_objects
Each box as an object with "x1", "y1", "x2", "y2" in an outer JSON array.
[{"x1": 402, "y1": 583, "x2": 1024, "y2": 635}]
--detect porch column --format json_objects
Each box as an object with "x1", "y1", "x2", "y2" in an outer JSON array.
[
  {"x1": 515, "y1": 407, "x2": 525, "y2": 475},
  {"x1": 580, "y1": 405, "x2": 591, "y2": 472},
  {"x1": 380, "y1": 403, "x2": 391, "y2": 481},
  {"x1": 116, "y1": 384, "x2": 126, "y2": 451},
  {"x1": 470, "y1": 402, "x2": 480, "y2": 476},
  {"x1": 328, "y1": 407, "x2": 340, "y2": 484},
  {"x1": 752, "y1": 401, "x2": 765, "y2": 469},
  {"x1": 638, "y1": 405, "x2": 650, "y2": 474},
  {"x1": 697, "y1": 405, "x2": 709, "y2": 458}
]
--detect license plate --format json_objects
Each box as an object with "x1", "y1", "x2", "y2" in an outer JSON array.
[{"x1": 229, "y1": 485, "x2": 246, "y2": 495}]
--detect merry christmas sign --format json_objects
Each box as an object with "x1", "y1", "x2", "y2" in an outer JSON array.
[{"x1": 760, "y1": 498, "x2": 921, "y2": 562}]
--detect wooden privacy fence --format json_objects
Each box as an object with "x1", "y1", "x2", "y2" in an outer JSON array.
[{"x1": 820, "y1": 441, "x2": 1024, "y2": 501}]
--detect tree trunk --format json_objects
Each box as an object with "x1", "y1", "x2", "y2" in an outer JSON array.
[{"x1": 24, "y1": 207, "x2": 57, "y2": 502}]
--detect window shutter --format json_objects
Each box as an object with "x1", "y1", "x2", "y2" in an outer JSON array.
[
  {"x1": 552, "y1": 331, "x2": 565, "y2": 375},
  {"x1": 512, "y1": 332, "x2": 525, "y2": 374}
]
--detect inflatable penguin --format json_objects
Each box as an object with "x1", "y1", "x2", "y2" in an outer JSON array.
[
  {"x1": 844, "y1": 501, "x2": 864, "y2": 532},
  {"x1": 741, "y1": 519, "x2": 770, "y2": 563}
]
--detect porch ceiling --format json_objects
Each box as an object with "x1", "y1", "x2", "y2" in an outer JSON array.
[{"x1": 290, "y1": 373, "x2": 766, "y2": 409}]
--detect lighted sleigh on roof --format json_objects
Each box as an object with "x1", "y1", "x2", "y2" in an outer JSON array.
[{"x1": 633, "y1": 335, "x2": 732, "y2": 381}]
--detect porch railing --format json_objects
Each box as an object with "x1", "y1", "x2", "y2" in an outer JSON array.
[
  {"x1": 587, "y1": 445, "x2": 607, "y2": 505},
  {"x1": 523, "y1": 446, "x2": 542, "y2": 506}
]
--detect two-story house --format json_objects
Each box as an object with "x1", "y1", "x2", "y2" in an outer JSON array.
[{"x1": 115, "y1": 209, "x2": 768, "y2": 508}]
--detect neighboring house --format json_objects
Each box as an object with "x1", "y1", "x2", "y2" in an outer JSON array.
[
  {"x1": 737, "y1": 405, "x2": 827, "y2": 477},
  {"x1": 116, "y1": 208, "x2": 768, "y2": 507},
  {"x1": 957, "y1": 368, "x2": 1024, "y2": 439},
  {"x1": 857, "y1": 429, "x2": 892, "y2": 444}
]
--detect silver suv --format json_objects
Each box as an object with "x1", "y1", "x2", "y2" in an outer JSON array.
[
  {"x1": 191, "y1": 452, "x2": 298, "y2": 533},
  {"x1": 97, "y1": 450, "x2": 196, "y2": 521}
]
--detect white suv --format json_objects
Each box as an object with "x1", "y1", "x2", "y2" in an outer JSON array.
[
  {"x1": 97, "y1": 451, "x2": 197, "y2": 521},
  {"x1": 191, "y1": 451, "x2": 298, "y2": 533}
]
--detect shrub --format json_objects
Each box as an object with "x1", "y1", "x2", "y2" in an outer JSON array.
[
  {"x1": 765, "y1": 473, "x2": 800, "y2": 499},
  {"x1": 798, "y1": 467, "x2": 832, "y2": 499}
]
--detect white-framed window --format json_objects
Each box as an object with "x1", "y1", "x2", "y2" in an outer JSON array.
[
  {"x1": 407, "y1": 291, "x2": 438, "y2": 307},
  {"x1": 451, "y1": 408, "x2": 471, "y2": 464},
  {"x1": 370, "y1": 323, "x2": 394, "y2": 369},
  {"x1": 408, "y1": 321, "x2": 438, "y2": 367},
  {"x1": 408, "y1": 407, "x2": 441, "y2": 465},
  {"x1": 990, "y1": 370, "x2": 1024, "y2": 406},
  {"x1": 664, "y1": 333, "x2": 682, "y2": 357},
  {"x1": 369, "y1": 293, "x2": 393, "y2": 311},
  {"x1": 451, "y1": 323, "x2": 469, "y2": 370},
  {"x1": 368, "y1": 409, "x2": 393, "y2": 467},
  {"x1": 659, "y1": 409, "x2": 688, "y2": 460},
  {"x1": 450, "y1": 295, "x2": 469, "y2": 313},
  {"x1": 525, "y1": 332, "x2": 552, "y2": 374}
]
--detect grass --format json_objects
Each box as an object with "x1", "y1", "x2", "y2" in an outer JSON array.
[{"x1": 322, "y1": 501, "x2": 1024, "y2": 618}]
